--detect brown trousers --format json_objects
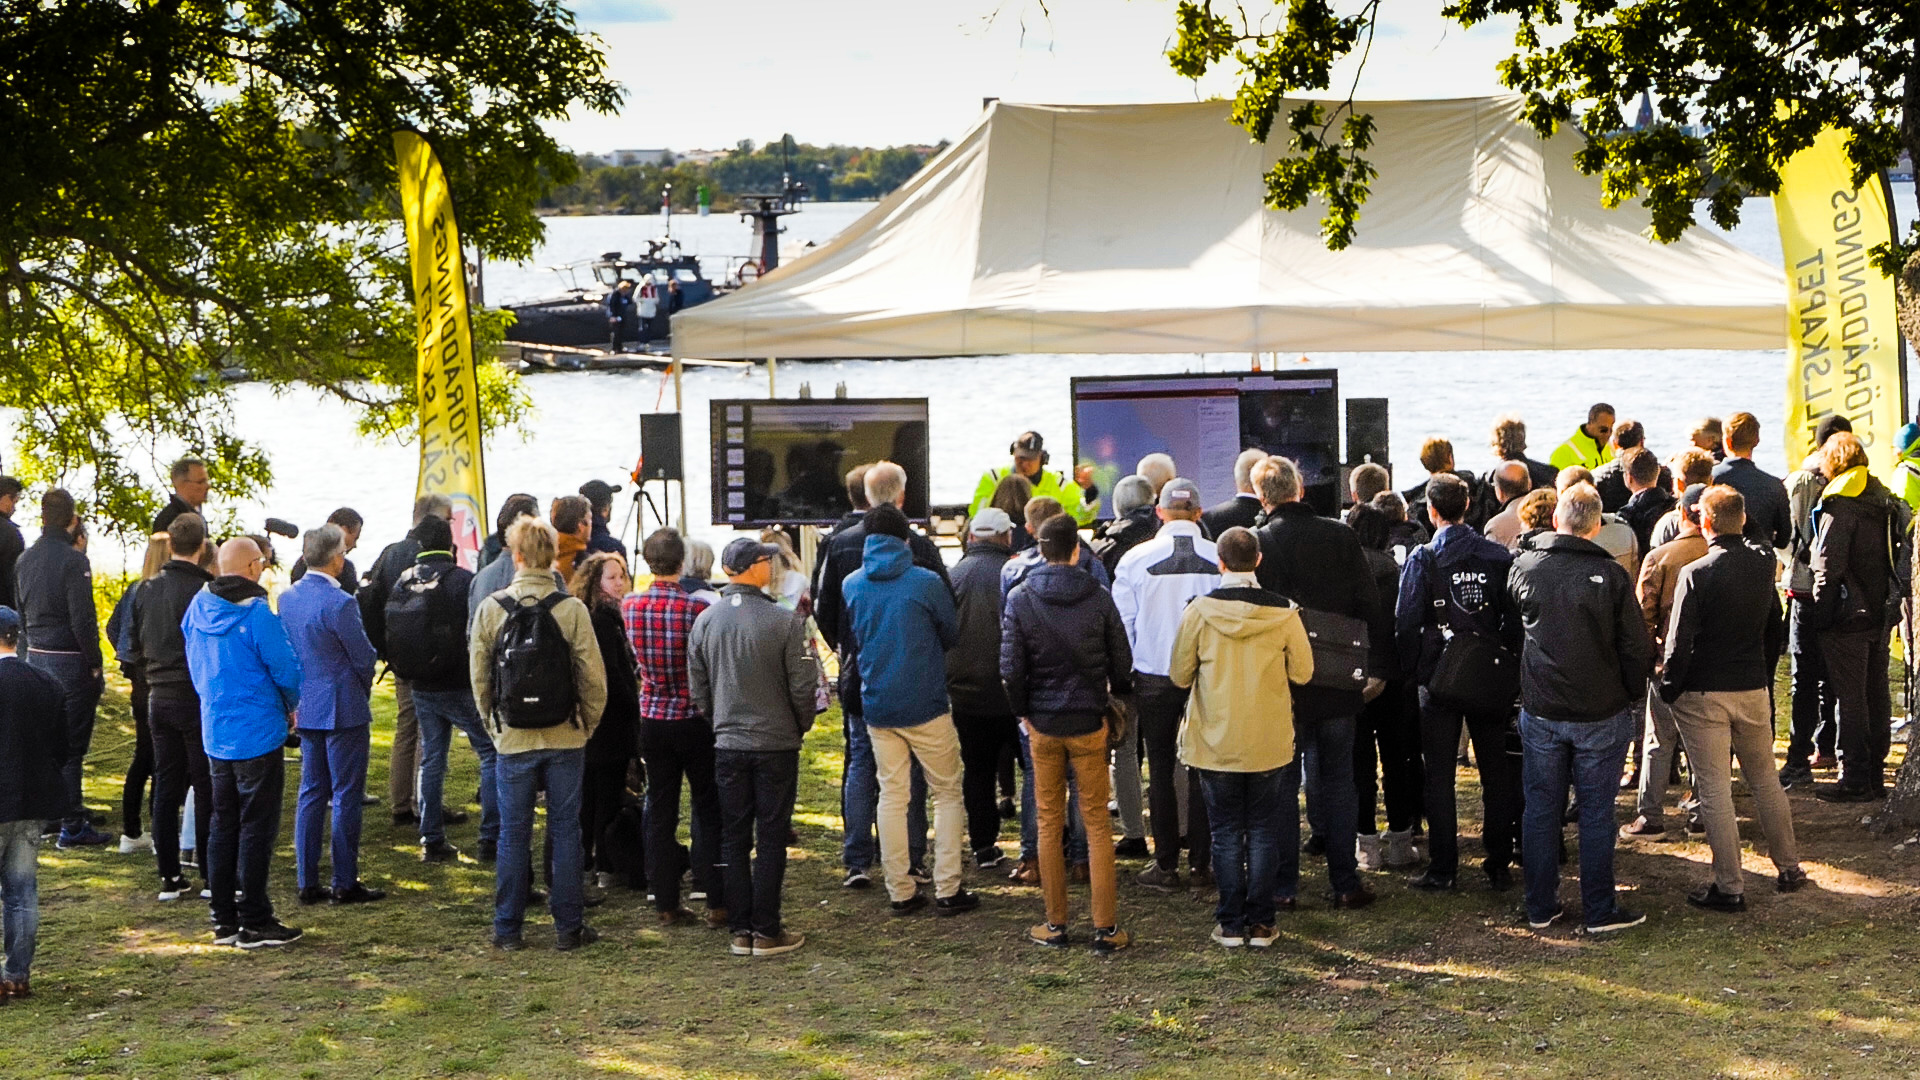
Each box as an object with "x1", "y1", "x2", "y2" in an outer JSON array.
[{"x1": 1030, "y1": 724, "x2": 1117, "y2": 929}]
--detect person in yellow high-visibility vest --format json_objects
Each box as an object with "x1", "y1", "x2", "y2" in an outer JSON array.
[
  {"x1": 1549, "y1": 403, "x2": 1617, "y2": 472},
  {"x1": 969, "y1": 431, "x2": 1098, "y2": 526}
]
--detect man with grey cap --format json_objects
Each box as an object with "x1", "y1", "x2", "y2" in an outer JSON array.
[
  {"x1": 945, "y1": 507, "x2": 1023, "y2": 869},
  {"x1": 1113, "y1": 478, "x2": 1222, "y2": 891},
  {"x1": 689, "y1": 536, "x2": 819, "y2": 956}
]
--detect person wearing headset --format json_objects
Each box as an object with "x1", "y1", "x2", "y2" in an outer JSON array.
[{"x1": 969, "y1": 432, "x2": 1099, "y2": 527}]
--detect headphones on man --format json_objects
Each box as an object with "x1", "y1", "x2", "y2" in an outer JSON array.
[{"x1": 1010, "y1": 431, "x2": 1050, "y2": 467}]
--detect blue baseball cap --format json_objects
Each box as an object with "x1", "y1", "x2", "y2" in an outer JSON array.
[{"x1": 0, "y1": 606, "x2": 18, "y2": 639}]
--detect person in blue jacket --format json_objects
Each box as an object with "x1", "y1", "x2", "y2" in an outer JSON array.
[
  {"x1": 278, "y1": 525, "x2": 384, "y2": 908},
  {"x1": 184, "y1": 537, "x2": 305, "y2": 949},
  {"x1": 842, "y1": 503, "x2": 978, "y2": 919}
]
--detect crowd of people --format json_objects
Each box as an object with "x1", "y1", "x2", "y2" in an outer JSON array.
[{"x1": 0, "y1": 401, "x2": 1910, "y2": 991}]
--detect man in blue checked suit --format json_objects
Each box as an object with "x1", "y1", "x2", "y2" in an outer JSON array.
[{"x1": 279, "y1": 524, "x2": 385, "y2": 906}]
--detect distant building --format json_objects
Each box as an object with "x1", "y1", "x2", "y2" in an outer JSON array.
[
  {"x1": 678, "y1": 148, "x2": 730, "y2": 166},
  {"x1": 612, "y1": 148, "x2": 671, "y2": 166}
]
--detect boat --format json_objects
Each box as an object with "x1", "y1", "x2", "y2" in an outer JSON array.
[{"x1": 500, "y1": 237, "x2": 720, "y2": 352}]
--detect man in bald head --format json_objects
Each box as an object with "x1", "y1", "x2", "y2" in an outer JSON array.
[
  {"x1": 1481, "y1": 462, "x2": 1533, "y2": 549},
  {"x1": 183, "y1": 535, "x2": 307, "y2": 948}
]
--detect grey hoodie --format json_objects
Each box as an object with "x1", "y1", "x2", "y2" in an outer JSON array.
[{"x1": 688, "y1": 583, "x2": 818, "y2": 752}]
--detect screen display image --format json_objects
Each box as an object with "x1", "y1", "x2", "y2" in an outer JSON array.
[
  {"x1": 1072, "y1": 372, "x2": 1341, "y2": 516},
  {"x1": 709, "y1": 398, "x2": 930, "y2": 526}
]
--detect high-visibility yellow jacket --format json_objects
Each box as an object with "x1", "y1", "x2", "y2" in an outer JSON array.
[{"x1": 969, "y1": 465, "x2": 1097, "y2": 525}]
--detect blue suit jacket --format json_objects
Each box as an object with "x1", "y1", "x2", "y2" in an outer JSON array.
[{"x1": 277, "y1": 572, "x2": 377, "y2": 731}]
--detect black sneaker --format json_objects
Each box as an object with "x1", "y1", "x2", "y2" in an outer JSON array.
[
  {"x1": 907, "y1": 863, "x2": 934, "y2": 885},
  {"x1": 1777, "y1": 765, "x2": 1815, "y2": 789},
  {"x1": 842, "y1": 868, "x2": 872, "y2": 890},
  {"x1": 237, "y1": 921, "x2": 303, "y2": 949},
  {"x1": 421, "y1": 840, "x2": 460, "y2": 863},
  {"x1": 935, "y1": 889, "x2": 980, "y2": 917},
  {"x1": 331, "y1": 882, "x2": 386, "y2": 905},
  {"x1": 297, "y1": 885, "x2": 331, "y2": 906},
  {"x1": 890, "y1": 893, "x2": 928, "y2": 917},
  {"x1": 1817, "y1": 783, "x2": 1882, "y2": 804},
  {"x1": 1303, "y1": 834, "x2": 1327, "y2": 857},
  {"x1": 974, "y1": 847, "x2": 1006, "y2": 870},
  {"x1": 157, "y1": 876, "x2": 193, "y2": 902},
  {"x1": 997, "y1": 796, "x2": 1017, "y2": 821},
  {"x1": 475, "y1": 840, "x2": 497, "y2": 864},
  {"x1": 1407, "y1": 870, "x2": 1455, "y2": 892},
  {"x1": 1777, "y1": 867, "x2": 1810, "y2": 893},
  {"x1": 1527, "y1": 906, "x2": 1565, "y2": 931},
  {"x1": 1485, "y1": 864, "x2": 1514, "y2": 892},
  {"x1": 1686, "y1": 884, "x2": 1746, "y2": 913},
  {"x1": 556, "y1": 925, "x2": 600, "y2": 952},
  {"x1": 1114, "y1": 837, "x2": 1150, "y2": 859},
  {"x1": 1584, "y1": 907, "x2": 1647, "y2": 934},
  {"x1": 392, "y1": 810, "x2": 418, "y2": 827},
  {"x1": 440, "y1": 806, "x2": 470, "y2": 826},
  {"x1": 213, "y1": 925, "x2": 241, "y2": 946},
  {"x1": 491, "y1": 933, "x2": 525, "y2": 952}
]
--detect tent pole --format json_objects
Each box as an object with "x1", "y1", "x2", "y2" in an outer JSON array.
[{"x1": 767, "y1": 356, "x2": 777, "y2": 398}]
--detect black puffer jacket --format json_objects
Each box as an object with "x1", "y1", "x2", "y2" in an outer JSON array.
[
  {"x1": 1252, "y1": 502, "x2": 1383, "y2": 719},
  {"x1": 945, "y1": 541, "x2": 1015, "y2": 716},
  {"x1": 1000, "y1": 563, "x2": 1134, "y2": 737},
  {"x1": 1091, "y1": 506, "x2": 1159, "y2": 576},
  {"x1": 1508, "y1": 533, "x2": 1651, "y2": 722},
  {"x1": 1812, "y1": 470, "x2": 1905, "y2": 632}
]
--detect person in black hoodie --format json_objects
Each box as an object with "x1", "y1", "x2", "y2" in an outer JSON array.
[
  {"x1": 133, "y1": 514, "x2": 216, "y2": 898},
  {"x1": 360, "y1": 494, "x2": 455, "y2": 828},
  {"x1": 1001, "y1": 513, "x2": 1134, "y2": 954},
  {"x1": 1659, "y1": 486, "x2": 1804, "y2": 911},
  {"x1": 1810, "y1": 432, "x2": 1907, "y2": 802},
  {"x1": 1092, "y1": 476, "x2": 1158, "y2": 576},
  {"x1": 1508, "y1": 482, "x2": 1651, "y2": 935},
  {"x1": 945, "y1": 508, "x2": 1020, "y2": 868},
  {"x1": 570, "y1": 551, "x2": 640, "y2": 891},
  {"x1": 1250, "y1": 456, "x2": 1383, "y2": 910},
  {"x1": 14, "y1": 488, "x2": 110, "y2": 848},
  {"x1": 1617, "y1": 447, "x2": 1676, "y2": 557},
  {"x1": 387, "y1": 515, "x2": 498, "y2": 862}
]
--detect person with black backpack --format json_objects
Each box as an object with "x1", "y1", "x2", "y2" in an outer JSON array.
[
  {"x1": 360, "y1": 494, "x2": 456, "y2": 828},
  {"x1": 385, "y1": 515, "x2": 499, "y2": 864},
  {"x1": 1393, "y1": 473, "x2": 1521, "y2": 894},
  {"x1": 468, "y1": 517, "x2": 607, "y2": 952}
]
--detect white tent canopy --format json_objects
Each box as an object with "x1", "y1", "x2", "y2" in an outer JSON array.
[{"x1": 673, "y1": 97, "x2": 1788, "y2": 360}]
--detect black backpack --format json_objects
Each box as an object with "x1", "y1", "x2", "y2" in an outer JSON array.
[
  {"x1": 383, "y1": 561, "x2": 469, "y2": 684},
  {"x1": 490, "y1": 592, "x2": 578, "y2": 728}
]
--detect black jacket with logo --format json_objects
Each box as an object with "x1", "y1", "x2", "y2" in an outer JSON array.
[{"x1": 1509, "y1": 532, "x2": 1651, "y2": 721}]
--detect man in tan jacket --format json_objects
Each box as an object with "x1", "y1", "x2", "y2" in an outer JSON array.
[
  {"x1": 1170, "y1": 527, "x2": 1313, "y2": 949},
  {"x1": 469, "y1": 518, "x2": 607, "y2": 952},
  {"x1": 1622, "y1": 484, "x2": 1708, "y2": 838}
]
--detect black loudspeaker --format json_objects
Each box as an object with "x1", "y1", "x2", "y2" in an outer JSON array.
[
  {"x1": 1347, "y1": 398, "x2": 1389, "y2": 466},
  {"x1": 639, "y1": 412, "x2": 683, "y2": 481}
]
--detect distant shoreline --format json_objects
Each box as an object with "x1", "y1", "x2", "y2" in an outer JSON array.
[{"x1": 536, "y1": 199, "x2": 880, "y2": 217}]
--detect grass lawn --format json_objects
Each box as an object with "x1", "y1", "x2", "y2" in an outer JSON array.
[{"x1": 3, "y1": 672, "x2": 1919, "y2": 1080}]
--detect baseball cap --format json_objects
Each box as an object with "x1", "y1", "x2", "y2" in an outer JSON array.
[
  {"x1": 1814, "y1": 414, "x2": 1853, "y2": 448},
  {"x1": 1011, "y1": 431, "x2": 1045, "y2": 457},
  {"x1": 1679, "y1": 483, "x2": 1707, "y2": 523},
  {"x1": 0, "y1": 606, "x2": 17, "y2": 638},
  {"x1": 1158, "y1": 478, "x2": 1201, "y2": 512},
  {"x1": 579, "y1": 479, "x2": 623, "y2": 506},
  {"x1": 721, "y1": 536, "x2": 780, "y2": 574},
  {"x1": 969, "y1": 507, "x2": 1013, "y2": 537}
]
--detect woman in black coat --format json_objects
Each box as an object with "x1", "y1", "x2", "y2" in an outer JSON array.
[{"x1": 571, "y1": 552, "x2": 642, "y2": 885}]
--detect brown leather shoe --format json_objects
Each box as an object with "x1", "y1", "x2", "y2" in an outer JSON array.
[
  {"x1": 658, "y1": 908, "x2": 699, "y2": 927},
  {"x1": 704, "y1": 907, "x2": 730, "y2": 929},
  {"x1": 1, "y1": 978, "x2": 27, "y2": 1000},
  {"x1": 1070, "y1": 861, "x2": 1090, "y2": 884},
  {"x1": 1007, "y1": 859, "x2": 1040, "y2": 885},
  {"x1": 1331, "y1": 885, "x2": 1376, "y2": 910}
]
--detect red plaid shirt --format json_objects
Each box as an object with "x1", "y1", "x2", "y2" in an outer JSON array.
[{"x1": 623, "y1": 580, "x2": 709, "y2": 721}]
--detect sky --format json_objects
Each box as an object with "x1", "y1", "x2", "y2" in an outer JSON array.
[{"x1": 553, "y1": 0, "x2": 1522, "y2": 153}]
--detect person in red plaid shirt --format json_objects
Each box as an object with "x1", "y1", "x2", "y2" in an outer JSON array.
[{"x1": 621, "y1": 528, "x2": 722, "y2": 927}]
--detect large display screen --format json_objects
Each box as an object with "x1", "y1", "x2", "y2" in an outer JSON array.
[
  {"x1": 1072, "y1": 371, "x2": 1341, "y2": 516},
  {"x1": 709, "y1": 398, "x2": 930, "y2": 526}
]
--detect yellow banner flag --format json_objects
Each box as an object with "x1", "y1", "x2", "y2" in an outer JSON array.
[
  {"x1": 394, "y1": 130, "x2": 487, "y2": 569},
  {"x1": 1774, "y1": 127, "x2": 1906, "y2": 476}
]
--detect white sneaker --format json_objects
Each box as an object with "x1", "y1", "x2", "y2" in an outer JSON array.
[
  {"x1": 595, "y1": 871, "x2": 620, "y2": 890},
  {"x1": 1383, "y1": 829, "x2": 1421, "y2": 869},
  {"x1": 119, "y1": 833, "x2": 154, "y2": 854},
  {"x1": 1210, "y1": 924, "x2": 1245, "y2": 948},
  {"x1": 1355, "y1": 833, "x2": 1384, "y2": 871}
]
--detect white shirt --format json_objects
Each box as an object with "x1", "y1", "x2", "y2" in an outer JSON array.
[{"x1": 1112, "y1": 520, "x2": 1221, "y2": 676}]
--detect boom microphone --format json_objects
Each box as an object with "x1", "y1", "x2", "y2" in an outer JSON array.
[{"x1": 264, "y1": 517, "x2": 299, "y2": 539}]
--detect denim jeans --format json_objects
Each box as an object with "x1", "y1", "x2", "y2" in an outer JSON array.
[
  {"x1": 1519, "y1": 707, "x2": 1635, "y2": 926},
  {"x1": 1198, "y1": 767, "x2": 1285, "y2": 932},
  {"x1": 412, "y1": 689, "x2": 500, "y2": 848},
  {"x1": 715, "y1": 749, "x2": 800, "y2": 938},
  {"x1": 1275, "y1": 713, "x2": 1360, "y2": 898},
  {"x1": 639, "y1": 717, "x2": 722, "y2": 911},
  {"x1": 26, "y1": 650, "x2": 101, "y2": 834},
  {"x1": 841, "y1": 710, "x2": 925, "y2": 872},
  {"x1": 1017, "y1": 724, "x2": 1086, "y2": 864},
  {"x1": 208, "y1": 750, "x2": 285, "y2": 930},
  {"x1": 494, "y1": 747, "x2": 586, "y2": 941},
  {"x1": 295, "y1": 725, "x2": 370, "y2": 892},
  {"x1": 0, "y1": 819, "x2": 41, "y2": 981},
  {"x1": 149, "y1": 694, "x2": 211, "y2": 882}
]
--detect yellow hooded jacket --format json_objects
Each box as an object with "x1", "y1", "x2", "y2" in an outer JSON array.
[{"x1": 1168, "y1": 572, "x2": 1314, "y2": 773}]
